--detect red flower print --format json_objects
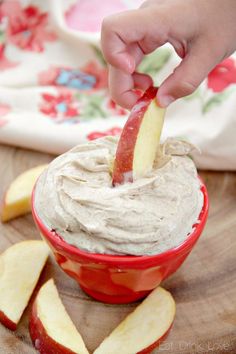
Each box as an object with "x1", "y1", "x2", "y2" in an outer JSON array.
[
  {"x1": 0, "y1": 119, "x2": 7, "y2": 127},
  {"x1": 0, "y1": 7, "x2": 19, "y2": 70},
  {"x1": 0, "y1": 43, "x2": 18, "y2": 70},
  {"x1": 0, "y1": 103, "x2": 10, "y2": 116},
  {"x1": 0, "y1": 103, "x2": 11, "y2": 127},
  {"x1": 107, "y1": 99, "x2": 127, "y2": 116},
  {"x1": 40, "y1": 91, "x2": 79, "y2": 120},
  {"x1": 207, "y1": 58, "x2": 236, "y2": 93},
  {"x1": 0, "y1": 2, "x2": 56, "y2": 52},
  {"x1": 87, "y1": 127, "x2": 122, "y2": 140},
  {"x1": 38, "y1": 66, "x2": 60, "y2": 86},
  {"x1": 81, "y1": 61, "x2": 108, "y2": 89}
]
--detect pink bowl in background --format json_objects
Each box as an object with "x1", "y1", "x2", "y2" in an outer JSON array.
[{"x1": 32, "y1": 178, "x2": 208, "y2": 304}]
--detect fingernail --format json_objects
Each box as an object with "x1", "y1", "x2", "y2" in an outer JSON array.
[{"x1": 158, "y1": 95, "x2": 175, "y2": 108}]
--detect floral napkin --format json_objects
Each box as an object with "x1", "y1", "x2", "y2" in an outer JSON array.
[{"x1": 0, "y1": 0, "x2": 236, "y2": 170}]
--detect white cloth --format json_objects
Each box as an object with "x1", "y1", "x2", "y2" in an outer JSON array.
[{"x1": 0, "y1": 0, "x2": 236, "y2": 170}]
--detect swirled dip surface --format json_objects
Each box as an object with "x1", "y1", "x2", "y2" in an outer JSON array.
[{"x1": 35, "y1": 137, "x2": 204, "y2": 255}]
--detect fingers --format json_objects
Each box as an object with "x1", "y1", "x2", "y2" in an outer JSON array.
[
  {"x1": 109, "y1": 66, "x2": 153, "y2": 109},
  {"x1": 102, "y1": 7, "x2": 169, "y2": 108},
  {"x1": 109, "y1": 66, "x2": 138, "y2": 109},
  {"x1": 133, "y1": 72, "x2": 153, "y2": 91},
  {"x1": 101, "y1": 8, "x2": 168, "y2": 72},
  {"x1": 157, "y1": 43, "x2": 221, "y2": 107},
  {"x1": 101, "y1": 10, "x2": 139, "y2": 73}
]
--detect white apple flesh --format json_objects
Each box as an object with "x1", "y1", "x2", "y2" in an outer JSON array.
[
  {"x1": 1, "y1": 164, "x2": 48, "y2": 222},
  {"x1": 30, "y1": 279, "x2": 89, "y2": 354},
  {"x1": 94, "y1": 286, "x2": 175, "y2": 354},
  {"x1": 0, "y1": 240, "x2": 49, "y2": 330},
  {"x1": 112, "y1": 87, "x2": 165, "y2": 185}
]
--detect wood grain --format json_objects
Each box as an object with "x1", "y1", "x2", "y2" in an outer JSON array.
[{"x1": 0, "y1": 143, "x2": 235, "y2": 354}]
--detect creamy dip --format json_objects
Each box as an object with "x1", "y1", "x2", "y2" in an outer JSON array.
[{"x1": 35, "y1": 137, "x2": 204, "y2": 256}]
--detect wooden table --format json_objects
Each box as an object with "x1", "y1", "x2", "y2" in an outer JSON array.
[{"x1": 0, "y1": 143, "x2": 235, "y2": 354}]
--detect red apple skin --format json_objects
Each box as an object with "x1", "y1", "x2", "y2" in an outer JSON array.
[
  {"x1": 137, "y1": 325, "x2": 173, "y2": 354},
  {"x1": 0, "y1": 310, "x2": 17, "y2": 331},
  {"x1": 112, "y1": 86, "x2": 159, "y2": 186},
  {"x1": 29, "y1": 301, "x2": 76, "y2": 354}
]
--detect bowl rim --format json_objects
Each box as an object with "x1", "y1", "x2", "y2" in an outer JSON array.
[{"x1": 32, "y1": 176, "x2": 209, "y2": 266}]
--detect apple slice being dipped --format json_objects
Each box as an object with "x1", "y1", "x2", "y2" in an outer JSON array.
[
  {"x1": 94, "y1": 286, "x2": 175, "y2": 354},
  {"x1": 30, "y1": 279, "x2": 89, "y2": 354},
  {"x1": 112, "y1": 87, "x2": 165, "y2": 186},
  {"x1": 1, "y1": 164, "x2": 48, "y2": 222},
  {"x1": 0, "y1": 240, "x2": 49, "y2": 331}
]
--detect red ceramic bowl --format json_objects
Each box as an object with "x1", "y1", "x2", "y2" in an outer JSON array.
[{"x1": 32, "y1": 178, "x2": 208, "y2": 304}]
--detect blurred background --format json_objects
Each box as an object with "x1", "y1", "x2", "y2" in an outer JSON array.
[{"x1": 0, "y1": 0, "x2": 236, "y2": 170}]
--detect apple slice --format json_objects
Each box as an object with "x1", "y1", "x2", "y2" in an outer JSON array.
[
  {"x1": 30, "y1": 279, "x2": 89, "y2": 354},
  {"x1": 112, "y1": 87, "x2": 165, "y2": 185},
  {"x1": 0, "y1": 240, "x2": 49, "y2": 331},
  {"x1": 94, "y1": 286, "x2": 175, "y2": 354},
  {"x1": 1, "y1": 164, "x2": 48, "y2": 222}
]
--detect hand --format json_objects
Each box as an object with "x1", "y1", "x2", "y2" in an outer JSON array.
[{"x1": 101, "y1": 0, "x2": 236, "y2": 109}]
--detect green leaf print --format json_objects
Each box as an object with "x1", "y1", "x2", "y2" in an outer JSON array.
[
  {"x1": 184, "y1": 88, "x2": 201, "y2": 101},
  {"x1": 75, "y1": 92, "x2": 108, "y2": 120},
  {"x1": 0, "y1": 30, "x2": 6, "y2": 44},
  {"x1": 202, "y1": 87, "x2": 236, "y2": 114},
  {"x1": 91, "y1": 45, "x2": 107, "y2": 67},
  {"x1": 138, "y1": 47, "x2": 171, "y2": 76}
]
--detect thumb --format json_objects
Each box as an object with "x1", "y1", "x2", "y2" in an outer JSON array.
[{"x1": 157, "y1": 43, "x2": 220, "y2": 107}]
